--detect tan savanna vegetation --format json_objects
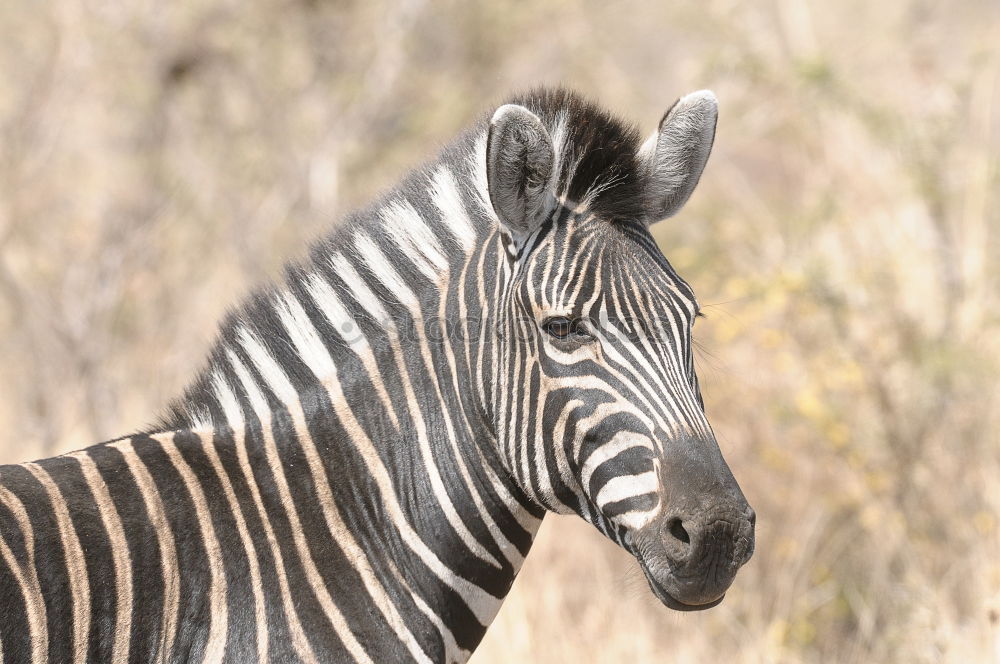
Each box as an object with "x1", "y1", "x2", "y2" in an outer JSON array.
[{"x1": 1, "y1": 1, "x2": 998, "y2": 661}]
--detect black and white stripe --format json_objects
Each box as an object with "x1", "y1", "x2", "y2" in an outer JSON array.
[{"x1": 0, "y1": 87, "x2": 754, "y2": 663}]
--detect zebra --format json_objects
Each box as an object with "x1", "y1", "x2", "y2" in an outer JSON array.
[{"x1": 0, "y1": 87, "x2": 755, "y2": 663}]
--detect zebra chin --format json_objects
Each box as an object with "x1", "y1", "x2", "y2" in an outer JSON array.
[{"x1": 639, "y1": 562, "x2": 727, "y2": 612}]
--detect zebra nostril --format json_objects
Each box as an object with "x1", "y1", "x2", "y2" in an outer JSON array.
[{"x1": 667, "y1": 517, "x2": 690, "y2": 545}]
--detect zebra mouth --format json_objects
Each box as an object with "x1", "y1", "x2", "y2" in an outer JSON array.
[{"x1": 640, "y1": 563, "x2": 726, "y2": 612}]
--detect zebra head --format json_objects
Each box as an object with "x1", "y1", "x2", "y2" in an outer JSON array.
[{"x1": 483, "y1": 90, "x2": 754, "y2": 611}]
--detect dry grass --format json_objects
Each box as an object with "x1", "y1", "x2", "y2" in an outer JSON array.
[{"x1": 1, "y1": 1, "x2": 998, "y2": 661}]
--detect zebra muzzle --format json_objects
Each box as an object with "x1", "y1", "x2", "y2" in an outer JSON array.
[{"x1": 634, "y1": 504, "x2": 756, "y2": 610}]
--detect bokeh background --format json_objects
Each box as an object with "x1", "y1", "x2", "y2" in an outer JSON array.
[{"x1": 1, "y1": 1, "x2": 998, "y2": 661}]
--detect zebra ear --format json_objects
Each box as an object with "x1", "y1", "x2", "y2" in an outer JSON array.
[
  {"x1": 639, "y1": 90, "x2": 718, "y2": 223},
  {"x1": 486, "y1": 104, "x2": 556, "y2": 242}
]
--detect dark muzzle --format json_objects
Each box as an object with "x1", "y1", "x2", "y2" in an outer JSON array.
[{"x1": 634, "y1": 433, "x2": 755, "y2": 610}]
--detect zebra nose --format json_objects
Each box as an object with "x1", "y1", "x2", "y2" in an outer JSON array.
[
  {"x1": 662, "y1": 516, "x2": 692, "y2": 559},
  {"x1": 659, "y1": 508, "x2": 755, "y2": 569}
]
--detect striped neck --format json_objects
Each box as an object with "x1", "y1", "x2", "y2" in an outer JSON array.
[{"x1": 147, "y1": 129, "x2": 544, "y2": 659}]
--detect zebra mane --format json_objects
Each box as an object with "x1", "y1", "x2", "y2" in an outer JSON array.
[
  {"x1": 501, "y1": 87, "x2": 645, "y2": 221},
  {"x1": 150, "y1": 87, "x2": 646, "y2": 433}
]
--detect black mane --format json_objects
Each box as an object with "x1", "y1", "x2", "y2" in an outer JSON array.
[{"x1": 505, "y1": 87, "x2": 646, "y2": 222}]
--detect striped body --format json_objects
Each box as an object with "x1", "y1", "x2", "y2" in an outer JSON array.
[
  {"x1": 0, "y1": 88, "x2": 754, "y2": 663},
  {"x1": 1, "y1": 421, "x2": 535, "y2": 663}
]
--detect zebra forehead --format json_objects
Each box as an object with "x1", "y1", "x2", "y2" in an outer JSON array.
[{"x1": 525, "y1": 218, "x2": 699, "y2": 313}]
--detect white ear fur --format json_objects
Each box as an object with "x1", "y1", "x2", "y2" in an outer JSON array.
[
  {"x1": 486, "y1": 104, "x2": 556, "y2": 242},
  {"x1": 640, "y1": 90, "x2": 718, "y2": 223}
]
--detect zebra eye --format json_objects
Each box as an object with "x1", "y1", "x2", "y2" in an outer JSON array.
[{"x1": 543, "y1": 316, "x2": 575, "y2": 339}]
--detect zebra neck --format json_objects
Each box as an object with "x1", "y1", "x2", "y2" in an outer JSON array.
[
  {"x1": 144, "y1": 146, "x2": 546, "y2": 654},
  {"x1": 267, "y1": 189, "x2": 544, "y2": 651}
]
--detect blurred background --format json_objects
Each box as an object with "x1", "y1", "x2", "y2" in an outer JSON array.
[{"x1": 1, "y1": 0, "x2": 998, "y2": 661}]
